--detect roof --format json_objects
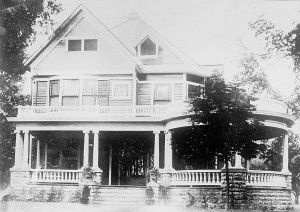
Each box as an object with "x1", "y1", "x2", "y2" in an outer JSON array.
[{"x1": 25, "y1": 5, "x2": 223, "y2": 77}]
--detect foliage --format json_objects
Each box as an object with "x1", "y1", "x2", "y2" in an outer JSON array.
[
  {"x1": 146, "y1": 186, "x2": 154, "y2": 200},
  {"x1": 173, "y1": 74, "x2": 268, "y2": 164},
  {"x1": 172, "y1": 74, "x2": 269, "y2": 209},
  {"x1": 0, "y1": 0, "x2": 62, "y2": 187},
  {"x1": 233, "y1": 52, "x2": 282, "y2": 100},
  {"x1": 82, "y1": 166, "x2": 96, "y2": 180},
  {"x1": 146, "y1": 167, "x2": 160, "y2": 183}
]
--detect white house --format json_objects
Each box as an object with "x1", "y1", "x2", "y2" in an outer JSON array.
[{"x1": 7, "y1": 5, "x2": 296, "y2": 209}]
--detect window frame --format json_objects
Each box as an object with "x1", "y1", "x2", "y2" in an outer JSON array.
[
  {"x1": 111, "y1": 81, "x2": 131, "y2": 99},
  {"x1": 153, "y1": 83, "x2": 172, "y2": 101},
  {"x1": 66, "y1": 38, "x2": 98, "y2": 52},
  {"x1": 61, "y1": 79, "x2": 80, "y2": 106},
  {"x1": 137, "y1": 36, "x2": 159, "y2": 59}
]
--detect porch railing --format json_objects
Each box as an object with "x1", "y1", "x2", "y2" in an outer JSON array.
[
  {"x1": 246, "y1": 170, "x2": 287, "y2": 187},
  {"x1": 17, "y1": 102, "x2": 189, "y2": 118},
  {"x1": 170, "y1": 170, "x2": 222, "y2": 186},
  {"x1": 30, "y1": 169, "x2": 82, "y2": 183}
]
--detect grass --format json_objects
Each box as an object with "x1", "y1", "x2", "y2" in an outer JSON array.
[{"x1": 2, "y1": 201, "x2": 296, "y2": 212}]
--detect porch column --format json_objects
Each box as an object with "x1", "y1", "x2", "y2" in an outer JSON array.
[
  {"x1": 83, "y1": 130, "x2": 90, "y2": 167},
  {"x1": 36, "y1": 139, "x2": 40, "y2": 169},
  {"x1": 234, "y1": 153, "x2": 243, "y2": 168},
  {"x1": 245, "y1": 159, "x2": 250, "y2": 170},
  {"x1": 164, "y1": 130, "x2": 173, "y2": 170},
  {"x1": 109, "y1": 144, "x2": 112, "y2": 186},
  {"x1": 92, "y1": 130, "x2": 99, "y2": 169},
  {"x1": 281, "y1": 131, "x2": 289, "y2": 173},
  {"x1": 22, "y1": 130, "x2": 29, "y2": 168},
  {"x1": 44, "y1": 143, "x2": 48, "y2": 169},
  {"x1": 153, "y1": 131, "x2": 160, "y2": 168},
  {"x1": 14, "y1": 130, "x2": 22, "y2": 167},
  {"x1": 29, "y1": 135, "x2": 33, "y2": 168}
]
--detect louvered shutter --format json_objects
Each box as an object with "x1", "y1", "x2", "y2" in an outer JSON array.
[
  {"x1": 97, "y1": 80, "x2": 109, "y2": 106},
  {"x1": 35, "y1": 81, "x2": 48, "y2": 106}
]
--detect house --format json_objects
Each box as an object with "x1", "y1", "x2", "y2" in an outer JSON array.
[{"x1": 7, "y1": 4, "x2": 296, "y2": 209}]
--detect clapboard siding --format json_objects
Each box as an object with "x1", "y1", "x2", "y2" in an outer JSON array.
[
  {"x1": 174, "y1": 83, "x2": 183, "y2": 102},
  {"x1": 137, "y1": 83, "x2": 151, "y2": 105},
  {"x1": 35, "y1": 14, "x2": 135, "y2": 75},
  {"x1": 33, "y1": 81, "x2": 48, "y2": 106},
  {"x1": 144, "y1": 74, "x2": 183, "y2": 81}
]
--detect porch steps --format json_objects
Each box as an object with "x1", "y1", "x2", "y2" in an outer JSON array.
[{"x1": 92, "y1": 186, "x2": 146, "y2": 205}]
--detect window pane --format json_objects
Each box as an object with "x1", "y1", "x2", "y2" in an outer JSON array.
[
  {"x1": 50, "y1": 97, "x2": 59, "y2": 106},
  {"x1": 50, "y1": 80, "x2": 59, "y2": 96},
  {"x1": 62, "y1": 97, "x2": 79, "y2": 106},
  {"x1": 83, "y1": 96, "x2": 95, "y2": 106},
  {"x1": 114, "y1": 84, "x2": 129, "y2": 97},
  {"x1": 84, "y1": 80, "x2": 95, "y2": 95},
  {"x1": 140, "y1": 38, "x2": 156, "y2": 55},
  {"x1": 188, "y1": 84, "x2": 202, "y2": 99},
  {"x1": 68, "y1": 40, "x2": 81, "y2": 51},
  {"x1": 84, "y1": 39, "x2": 97, "y2": 51},
  {"x1": 63, "y1": 80, "x2": 79, "y2": 96},
  {"x1": 154, "y1": 84, "x2": 171, "y2": 100}
]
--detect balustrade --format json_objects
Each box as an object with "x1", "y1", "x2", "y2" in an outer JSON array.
[
  {"x1": 17, "y1": 103, "x2": 187, "y2": 118},
  {"x1": 30, "y1": 169, "x2": 82, "y2": 183},
  {"x1": 246, "y1": 171, "x2": 287, "y2": 187},
  {"x1": 170, "y1": 170, "x2": 222, "y2": 186}
]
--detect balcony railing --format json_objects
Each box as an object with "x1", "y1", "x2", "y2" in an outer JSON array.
[
  {"x1": 170, "y1": 170, "x2": 222, "y2": 186},
  {"x1": 17, "y1": 102, "x2": 189, "y2": 118},
  {"x1": 30, "y1": 169, "x2": 82, "y2": 183},
  {"x1": 246, "y1": 170, "x2": 287, "y2": 187}
]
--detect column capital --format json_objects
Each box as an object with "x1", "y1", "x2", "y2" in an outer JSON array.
[
  {"x1": 164, "y1": 130, "x2": 171, "y2": 134},
  {"x1": 14, "y1": 130, "x2": 21, "y2": 134},
  {"x1": 83, "y1": 130, "x2": 90, "y2": 134},
  {"x1": 153, "y1": 130, "x2": 160, "y2": 135},
  {"x1": 23, "y1": 130, "x2": 29, "y2": 134},
  {"x1": 92, "y1": 130, "x2": 99, "y2": 134}
]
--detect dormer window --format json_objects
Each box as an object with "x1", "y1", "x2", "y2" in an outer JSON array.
[
  {"x1": 137, "y1": 36, "x2": 158, "y2": 58},
  {"x1": 67, "y1": 39, "x2": 98, "y2": 51}
]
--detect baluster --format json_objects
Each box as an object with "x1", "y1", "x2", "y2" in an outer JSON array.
[
  {"x1": 199, "y1": 172, "x2": 202, "y2": 183},
  {"x1": 207, "y1": 172, "x2": 211, "y2": 183},
  {"x1": 212, "y1": 172, "x2": 216, "y2": 183},
  {"x1": 195, "y1": 172, "x2": 199, "y2": 183}
]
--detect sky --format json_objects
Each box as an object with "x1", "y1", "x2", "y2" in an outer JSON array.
[{"x1": 28, "y1": 0, "x2": 300, "y2": 97}]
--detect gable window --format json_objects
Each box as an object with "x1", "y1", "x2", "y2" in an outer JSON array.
[
  {"x1": 84, "y1": 39, "x2": 97, "y2": 51},
  {"x1": 62, "y1": 79, "x2": 80, "y2": 106},
  {"x1": 112, "y1": 82, "x2": 131, "y2": 98},
  {"x1": 49, "y1": 80, "x2": 60, "y2": 106},
  {"x1": 141, "y1": 38, "x2": 156, "y2": 56},
  {"x1": 68, "y1": 40, "x2": 81, "y2": 51},
  {"x1": 67, "y1": 39, "x2": 98, "y2": 52}
]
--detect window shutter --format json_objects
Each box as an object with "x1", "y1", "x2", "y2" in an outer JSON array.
[
  {"x1": 35, "y1": 81, "x2": 48, "y2": 106},
  {"x1": 97, "y1": 80, "x2": 109, "y2": 106}
]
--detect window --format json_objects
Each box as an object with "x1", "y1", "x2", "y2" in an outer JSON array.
[
  {"x1": 62, "y1": 79, "x2": 80, "y2": 106},
  {"x1": 49, "y1": 80, "x2": 60, "y2": 106},
  {"x1": 68, "y1": 40, "x2": 81, "y2": 51},
  {"x1": 68, "y1": 39, "x2": 98, "y2": 52},
  {"x1": 154, "y1": 84, "x2": 171, "y2": 101},
  {"x1": 83, "y1": 79, "x2": 96, "y2": 106},
  {"x1": 112, "y1": 82, "x2": 131, "y2": 98},
  {"x1": 188, "y1": 84, "x2": 203, "y2": 99},
  {"x1": 84, "y1": 39, "x2": 97, "y2": 51},
  {"x1": 140, "y1": 38, "x2": 156, "y2": 56}
]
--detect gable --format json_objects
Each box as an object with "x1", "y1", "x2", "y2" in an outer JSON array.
[{"x1": 28, "y1": 6, "x2": 141, "y2": 76}]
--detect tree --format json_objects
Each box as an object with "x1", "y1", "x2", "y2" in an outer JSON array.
[
  {"x1": 0, "y1": 0, "x2": 62, "y2": 188},
  {"x1": 172, "y1": 74, "x2": 269, "y2": 209}
]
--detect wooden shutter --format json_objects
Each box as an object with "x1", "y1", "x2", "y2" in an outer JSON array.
[
  {"x1": 35, "y1": 81, "x2": 48, "y2": 106},
  {"x1": 137, "y1": 83, "x2": 151, "y2": 105},
  {"x1": 97, "y1": 80, "x2": 109, "y2": 106}
]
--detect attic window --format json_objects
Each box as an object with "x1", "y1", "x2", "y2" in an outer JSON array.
[
  {"x1": 68, "y1": 39, "x2": 98, "y2": 51},
  {"x1": 138, "y1": 37, "x2": 158, "y2": 58},
  {"x1": 141, "y1": 38, "x2": 156, "y2": 55}
]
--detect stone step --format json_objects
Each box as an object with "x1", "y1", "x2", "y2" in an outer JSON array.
[{"x1": 92, "y1": 186, "x2": 146, "y2": 205}]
